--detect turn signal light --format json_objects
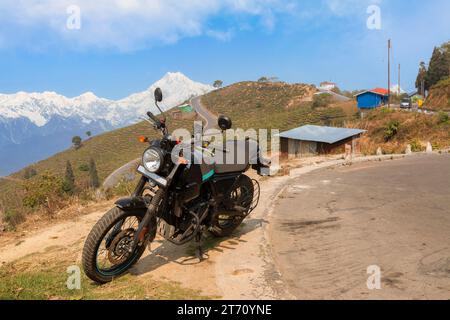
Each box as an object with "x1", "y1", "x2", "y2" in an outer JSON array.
[{"x1": 138, "y1": 136, "x2": 149, "y2": 143}]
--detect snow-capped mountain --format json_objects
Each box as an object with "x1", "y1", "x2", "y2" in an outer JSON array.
[
  {"x1": 0, "y1": 72, "x2": 214, "y2": 175},
  {"x1": 0, "y1": 72, "x2": 213, "y2": 128}
]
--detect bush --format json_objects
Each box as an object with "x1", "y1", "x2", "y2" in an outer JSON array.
[
  {"x1": 72, "y1": 136, "x2": 82, "y2": 149},
  {"x1": 3, "y1": 209, "x2": 25, "y2": 229},
  {"x1": 384, "y1": 120, "x2": 400, "y2": 141},
  {"x1": 380, "y1": 107, "x2": 394, "y2": 114},
  {"x1": 312, "y1": 93, "x2": 332, "y2": 109},
  {"x1": 23, "y1": 168, "x2": 37, "y2": 180},
  {"x1": 22, "y1": 172, "x2": 65, "y2": 215},
  {"x1": 438, "y1": 111, "x2": 449, "y2": 124},
  {"x1": 78, "y1": 163, "x2": 89, "y2": 172},
  {"x1": 410, "y1": 140, "x2": 424, "y2": 152}
]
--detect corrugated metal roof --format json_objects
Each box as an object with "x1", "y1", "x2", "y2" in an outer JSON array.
[
  {"x1": 278, "y1": 125, "x2": 366, "y2": 144},
  {"x1": 355, "y1": 88, "x2": 389, "y2": 97}
]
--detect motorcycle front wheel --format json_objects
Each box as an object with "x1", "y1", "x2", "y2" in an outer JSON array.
[{"x1": 82, "y1": 207, "x2": 155, "y2": 284}]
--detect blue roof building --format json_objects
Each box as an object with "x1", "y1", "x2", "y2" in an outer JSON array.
[{"x1": 355, "y1": 88, "x2": 389, "y2": 109}]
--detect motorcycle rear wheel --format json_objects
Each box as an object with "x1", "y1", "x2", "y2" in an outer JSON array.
[{"x1": 210, "y1": 174, "x2": 254, "y2": 237}]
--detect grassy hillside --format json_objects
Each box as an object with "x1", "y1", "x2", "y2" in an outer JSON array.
[
  {"x1": 425, "y1": 77, "x2": 450, "y2": 111},
  {"x1": 0, "y1": 113, "x2": 196, "y2": 228},
  {"x1": 3, "y1": 80, "x2": 448, "y2": 230},
  {"x1": 348, "y1": 107, "x2": 450, "y2": 154},
  {"x1": 201, "y1": 81, "x2": 354, "y2": 131}
]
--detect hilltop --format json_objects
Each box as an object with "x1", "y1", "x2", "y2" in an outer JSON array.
[{"x1": 201, "y1": 81, "x2": 354, "y2": 131}]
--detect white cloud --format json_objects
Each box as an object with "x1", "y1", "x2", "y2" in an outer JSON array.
[{"x1": 0, "y1": 0, "x2": 296, "y2": 51}]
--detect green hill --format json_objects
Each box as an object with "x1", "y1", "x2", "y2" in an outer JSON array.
[
  {"x1": 0, "y1": 113, "x2": 196, "y2": 228},
  {"x1": 201, "y1": 81, "x2": 352, "y2": 131},
  {"x1": 6, "y1": 80, "x2": 445, "y2": 230},
  {"x1": 1, "y1": 81, "x2": 356, "y2": 229}
]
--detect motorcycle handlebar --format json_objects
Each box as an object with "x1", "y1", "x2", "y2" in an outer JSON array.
[{"x1": 147, "y1": 111, "x2": 162, "y2": 127}]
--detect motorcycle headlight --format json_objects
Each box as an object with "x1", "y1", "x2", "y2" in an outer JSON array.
[{"x1": 142, "y1": 147, "x2": 164, "y2": 173}]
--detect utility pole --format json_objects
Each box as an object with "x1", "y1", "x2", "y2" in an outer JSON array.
[
  {"x1": 388, "y1": 39, "x2": 391, "y2": 108},
  {"x1": 398, "y1": 64, "x2": 401, "y2": 96}
]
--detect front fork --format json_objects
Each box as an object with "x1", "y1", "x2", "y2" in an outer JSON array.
[
  {"x1": 132, "y1": 176, "x2": 148, "y2": 197},
  {"x1": 130, "y1": 176, "x2": 162, "y2": 253}
]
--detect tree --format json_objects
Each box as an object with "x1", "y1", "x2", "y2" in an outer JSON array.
[
  {"x1": 89, "y1": 158, "x2": 100, "y2": 189},
  {"x1": 23, "y1": 167, "x2": 37, "y2": 180},
  {"x1": 312, "y1": 93, "x2": 333, "y2": 109},
  {"x1": 415, "y1": 61, "x2": 427, "y2": 95},
  {"x1": 258, "y1": 76, "x2": 269, "y2": 83},
  {"x1": 384, "y1": 120, "x2": 400, "y2": 142},
  {"x1": 425, "y1": 47, "x2": 449, "y2": 90},
  {"x1": 62, "y1": 161, "x2": 75, "y2": 194},
  {"x1": 213, "y1": 80, "x2": 223, "y2": 88},
  {"x1": 72, "y1": 136, "x2": 82, "y2": 149},
  {"x1": 86, "y1": 131, "x2": 92, "y2": 138},
  {"x1": 22, "y1": 172, "x2": 64, "y2": 214}
]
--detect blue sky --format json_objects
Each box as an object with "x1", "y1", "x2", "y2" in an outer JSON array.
[{"x1": 0, "y1": 0, "x2": 449, "y2": 99}]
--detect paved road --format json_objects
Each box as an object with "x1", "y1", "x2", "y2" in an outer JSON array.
[
  {"x1": 317, "y1": 89, "x2": 351, "y2": 102},
  {"x1": 269, "y1": 154, "x2": 450, "y2": 299},
  {"x1": 102, "y1": 158, "x2": 140, "y2": 189},
  {"x1": 191, "y1": 96, "x2": 218, "y2": 130}
]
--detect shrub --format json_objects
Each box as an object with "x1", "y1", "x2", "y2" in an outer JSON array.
[
  {"x1": 380, "y1": 107, "x2": 394, "y2": 114},
  {"x1": 78, "y1": 163, "x2": 89, "y2": 172},
  {"x1": 384, "y1": 120, "x2": 400, "y2": 141},
  {"x1": 72, "y1": 136, "x2": 82, "y2": 149},
  {"x1": 312, "y1": 93, "x2": 333, "y2": 109},
  {"x1": 410, "y1": 140, "x2": 423, "y2": 152},
  {"x1": 62, "y1": 161, "x2": 75, "y2": 194},
  {"x1": 23, "y1": 167, "x2": 37, "y2": 180},
  {"x1": 89, "y1": 158, "x2": 100, "y2": 189},
  {"x1": 438, "y1": 111, "x2": 449, "y2": 124},
  {"x1": 432, "y1": 142, "x2": 440, "y2": 150},
  {"x1": 22, "y1": 172, "x2": 65, "y2": 215},
  {"x1": 3, "y1": 209, "x2": 25, "y2": 229}
]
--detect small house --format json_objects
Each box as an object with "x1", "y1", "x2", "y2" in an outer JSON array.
[
  {"x1": 319, "y1": 81, "x2": 337, "y2": 91},
  {"x1": 355, "y1": 88, "x2": 389, "y2": 109},
  {"x1": 171, "y1": 104, "x2": 196, "y2": 120},
  {"x1": 279, "y1": 125, "x2": 366, "y2": 159}
]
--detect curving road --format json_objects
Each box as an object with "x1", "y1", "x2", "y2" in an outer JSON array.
[
  {"x1": 269, "y1": 154, "x2": 450, "y2": 300},
  {"x1": 191, "y1": 96, "x2": 218, "y2": 130}
]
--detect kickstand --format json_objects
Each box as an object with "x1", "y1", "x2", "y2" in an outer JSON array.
[{"x1": 195, "y1": 232, "x2": 204, "y2": 262}]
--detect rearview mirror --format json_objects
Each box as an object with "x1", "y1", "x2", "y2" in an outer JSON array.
[
  {"x1": 218, "y1": 115, "x2": 232, "y2": 131},
  {"x1": 154, "y1": 88, "x2": 163, "y2": 102}
]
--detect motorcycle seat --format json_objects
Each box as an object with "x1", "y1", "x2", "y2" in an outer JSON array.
[{"x1": 213, "y1": 139, "x2": 258, "y2": 174}]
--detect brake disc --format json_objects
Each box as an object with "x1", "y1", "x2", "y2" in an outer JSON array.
[{"x1": 107, "y1": 228, "x2": 135, "y2": 265}]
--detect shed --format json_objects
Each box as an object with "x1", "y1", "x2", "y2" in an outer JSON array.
[
  {"x1": 279, "y1": 125, "x2": 366, "y2": 159},
  {"x1": 355, "y1": 88, "x2": 389, "y2": 109},
  {"x1": 171, "y1": 104, "x2": 196, "y2": 120}
]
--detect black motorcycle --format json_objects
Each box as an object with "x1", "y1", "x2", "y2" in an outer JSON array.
[{"x1": 82, "y1": 88, "x2": 270, "y2": 283}]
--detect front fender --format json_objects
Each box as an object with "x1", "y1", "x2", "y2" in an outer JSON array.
[{"x1": 115, "y1": 197, "x2": 147, "y2": 211}]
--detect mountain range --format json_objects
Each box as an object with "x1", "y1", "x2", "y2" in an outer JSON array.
[{"x1": 0, "y1": 72, "x2": 214, "y2": 176}]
